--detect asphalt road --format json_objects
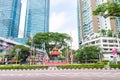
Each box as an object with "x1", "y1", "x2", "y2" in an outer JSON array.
[{"x1": 0, "y1": 69, "x2": 120, "y2": 80}]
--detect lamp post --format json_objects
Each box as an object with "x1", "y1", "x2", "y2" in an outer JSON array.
[
  {"x1": 29, "y1": 33, "x2": 34, "y2": 65},
  {"x1": 99, "y1": 48, "x2": 103, "y2": 63},
  {"x1": 15, "y1": 48, "x2": 21, "y2": 64},
  {"x1": 99, "y1": 51, "x2": 102, "y2": 63},
  {"x1": 66, "y1": 44, "x2": 69, "y2": 63},
  {"x1": 30, "y1": 47, "x2": 33, "y2": 65}
]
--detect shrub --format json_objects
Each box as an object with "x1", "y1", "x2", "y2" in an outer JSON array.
[
  {"x1": 110, "y1": 64, "x2": 120, "y2": 69},
  {"x1": 0, "y1": 65, "x2": 48, "y2": 70},
  {"x1": 102, "y1": 60, "x2": 109, "y2": 65},
  {"x1": 57, "y1": 64, "x2": 104, "y2": 69}
]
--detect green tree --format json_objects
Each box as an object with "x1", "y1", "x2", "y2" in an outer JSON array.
[
  {"x1": 74, "y1": 49, "x2": 84, "y2": 62},
  {"x1": 74, "y1": 46, "x2": 100, "y2": 63},
  {"x1": 107, "y1": 30, "x2": 113, "y2": 37},
  {"x1": 93, "y1": 0, "x2": 120, "y2": 19},
  {"x1": 0, "y1": 54, "x2": 4, "y2": 58},
  {"x1": 118, "y1": 32, "x2": 120, "y2": 38},
  {"x1": 8, "y1": 45, "x2": 30, "y2": 61},
  {"x1": 26, "y1": 32, "x2": 72, "y2": 55},
  {"x1": 101, "y1": 29, "x2": 106, "y2": 36}
]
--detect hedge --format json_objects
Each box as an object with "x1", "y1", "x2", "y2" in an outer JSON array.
[
  {"x1": 110, "y1": 64, "x2": 120, "y2": 69},
  {"x1": 57, "y1": 64, "x2": 104, "y2": 69},
  {"x1": 102, "y1": 60, "x2": 109, "y2": 65},
  {"x1": 0, "y1": 65, "x2": 48, "y2": 70}
]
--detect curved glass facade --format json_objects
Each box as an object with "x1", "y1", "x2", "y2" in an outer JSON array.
[
  {"x1": 24, "y1": 0, "x2": 50, "y2": 37},
  {"x1": 0, "y1": 0, "x2": 21, "y2": 38}
]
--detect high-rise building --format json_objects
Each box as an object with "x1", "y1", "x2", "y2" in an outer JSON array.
[
  {"x1": 24, "y1": 0, "x2": 49, "y2": 37},
  {"x1": 77, "y1": 0, "x2": 118, "y2": 44},
  {"x1": 0, "y1": 0, "x2": 21, "y2": 38},
  {"x1": 113, "y1": 0, "x2": 120, "y2": 32}
]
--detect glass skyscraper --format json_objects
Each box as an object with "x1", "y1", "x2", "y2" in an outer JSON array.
[
  {"x1": 24, "y1": 0, "x2": 49, "y2": 37},
  {"x1": 0, "y1": 0, "x2": 21, "y2": 38}
]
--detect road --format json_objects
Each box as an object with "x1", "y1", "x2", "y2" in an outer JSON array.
[{"x1": 0, "y1": 69, "x2": 120, "y2": 80}]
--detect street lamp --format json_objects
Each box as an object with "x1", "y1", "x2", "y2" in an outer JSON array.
[
  {"x1": 99, "y1": 50, "x2": 102, "y2": 63},
  {"x1": 15, "y1": 48, "x2": 21, "y2": 64}
]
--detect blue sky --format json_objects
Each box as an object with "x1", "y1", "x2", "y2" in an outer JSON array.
[
  {"x1": 50, "y1": 0, "x2": 78, "y2": 49},
  {"x1": 21, "y1": 0, "x2": 78, "y2": 49}
]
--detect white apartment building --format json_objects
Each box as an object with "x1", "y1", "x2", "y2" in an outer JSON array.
[
  {"x1": 81, "y1": 37, "x2": 120, "y2": 61},
  {"x1": 77, "y1": 0, "x2": 117, "y2": 43},
  {"x1": 77, "y1": 0, "x2": 120, "y2": 61}
]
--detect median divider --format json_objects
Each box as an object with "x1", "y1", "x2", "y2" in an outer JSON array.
[{"x1": 0, "y1": 63, "x2": 120, "y2": 71}]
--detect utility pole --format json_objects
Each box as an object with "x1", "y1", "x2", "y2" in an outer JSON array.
[
  {"x1": 30, "y1": 33, "x2": 33, "y2": 65},
  {"x1": 15, "y1": 48, "x2": 21, "y2": 65},
  {"x1": 70, "y1": 32, "x2": 73, "y2": 64}
]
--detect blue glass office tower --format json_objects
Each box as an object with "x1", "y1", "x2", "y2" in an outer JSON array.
[
  {"x1": 24, "y1": 0, "x2": 49, "y2": 37},
  {"x1": 0, "y1": 0, "x2": 21, "y2": 38}
]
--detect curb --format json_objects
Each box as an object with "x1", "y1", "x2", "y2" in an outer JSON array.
[{"x1": 0, "y1": 67, "x2": 120, "y2": 71}]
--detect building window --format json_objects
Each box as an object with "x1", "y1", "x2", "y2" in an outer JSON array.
[
  {"x1": 109, "y1": 45, "x2": 114, "y2": 47},
  {"x1": 109, "y1": 40, "x2": 113, "y2": 43},
  {"x1": 96, "y1": 40, "x2": 100, "y2": 43},
  {"x1": 91, "y1": 41, "x2": 95, "y2": 44},
  {"x1": 115, "y1": 45, "x2": 118, "y2": 47},
  {"x1": 103, "y1": 40, "x2": 107, "y2": 42},
  {"x1": 110, "y1": 48, "x2": 112, "y2": 50},
  {"x1": 104, "y1": 48, "x2": 108, "y2": 51},
  {"x1": 103, "y1": 45, "x2": 108, "y2": 47}
]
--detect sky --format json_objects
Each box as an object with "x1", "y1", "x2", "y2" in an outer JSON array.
[
  {"x1": 50, "y1": 0, "x2": 78, "y2": 50},
  {"x1": 19, "y1": 0, "x2": 27, "y2": 38},
  {"x1": 21, "y1": 0, "x2": 78, "y2": 50}
]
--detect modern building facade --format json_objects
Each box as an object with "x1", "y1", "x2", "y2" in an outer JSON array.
[
  {"x1": 77, "y1": 0, "x2": 120, "y2": 61},
  {"x1": 81, "y1": 37, "x2": 120, "y2": 61},
  {"x1": 0, "y1": 36, "x2": 47, "y2": 63},
  {"x1": 77, "y1": 0, "x2": 118, "y2": 44},
  {"x1": 0, "y1": 0, "x2": 21, "y2": 38},
  {"x1": 24, "y1": 0, "x2": 49, "y2": 38},
  {"x1": 114, "y1": 0, "x2": 120, "y2": 32}
]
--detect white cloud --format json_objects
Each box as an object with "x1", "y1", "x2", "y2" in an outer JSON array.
[
  {"x1": 21, "y1": 0, "x2": 79, "y2": 49},
  {"x1": 50, "y1": 0, "x2": 65, "y2": 6},
  {"x1": 50, "y1": 0, "x2": 78, "y2": 50},
  {"x1": 50, "y1": 0, "x2": 76, "y2": 7},
  {"x1": 50, "y1": 12, "x2": 68, "y2": 31}
]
